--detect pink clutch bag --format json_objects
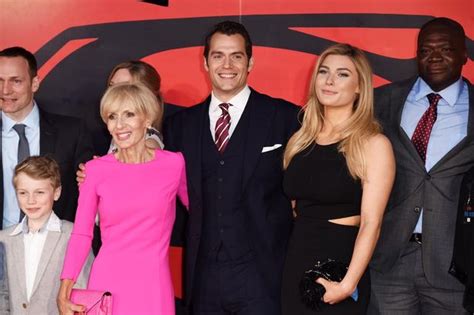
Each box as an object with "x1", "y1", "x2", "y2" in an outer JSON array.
[{"x1": 70, "y1": 289, "x2": 113, "y2": 315}]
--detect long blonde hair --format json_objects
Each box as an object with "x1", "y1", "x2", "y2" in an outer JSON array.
[{"x1": 283, "y1": 43, "x2": 381, "y2": 180}]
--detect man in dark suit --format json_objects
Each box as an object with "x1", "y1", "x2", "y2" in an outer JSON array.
[
  {"x1": 0, "y1": 46, "x2": 93, "y2": 229},
  {"x1": 369, "y1": 17, "x2": 474, "y2": 314},
  {"x1": 164, "y1": 21, "x2": 299, "y2": 314}
]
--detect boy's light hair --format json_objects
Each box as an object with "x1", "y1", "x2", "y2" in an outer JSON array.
[{"x1": 13, "y1": 156, "x2": 61, "y2": 189}]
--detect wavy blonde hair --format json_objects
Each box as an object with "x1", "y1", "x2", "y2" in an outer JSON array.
[{"x1": 283, "y1": 43, "x2": 381, "y2": 180}]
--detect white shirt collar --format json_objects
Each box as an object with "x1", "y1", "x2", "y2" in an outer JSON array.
[
  {"x1": 415, "y1": 77, "x2": 463, "y2": 107},
  {"x1": 209, "y1": 85, "x2": 251, "y2": 113},
  {"x1": 1, "y1": 101, "x2": 40, "y2": 133},
  {"x1": 10, "y1": 211, "x2": 62, "y2": 236}
]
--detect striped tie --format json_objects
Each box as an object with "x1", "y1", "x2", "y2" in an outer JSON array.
[{"x1": 215, "y1": 103, "x2": 231, "y2": 153}]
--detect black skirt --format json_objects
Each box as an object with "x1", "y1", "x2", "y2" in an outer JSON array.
[{"x1": 281, "y1": 217, "x2": 370, "y2": 315}]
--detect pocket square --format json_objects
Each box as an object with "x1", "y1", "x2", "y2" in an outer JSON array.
[{"x1": 261, "y1": 144, "x2": 282, "y2": 153}]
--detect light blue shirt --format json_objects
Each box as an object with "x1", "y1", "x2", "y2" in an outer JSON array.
[
  {"x1": 400, "y1": 77, "x2": 469, "y2": 233},
  {"x1": 2, "y1": 103, "x2": 40, "y2": 228}
]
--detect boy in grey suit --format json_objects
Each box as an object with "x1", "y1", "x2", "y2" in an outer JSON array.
[
  {"x1": 0, "y1": 156, "x2": 91, "y2": 315},
  {"x1": 0, "y1": 242, "x2": 9, "y2": 313}
]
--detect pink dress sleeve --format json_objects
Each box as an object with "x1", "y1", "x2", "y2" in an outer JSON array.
[
  {"x1": 177, "y1": 152, "x2": 189, "y2": 210},
  {"x1": 60, "y1": 160, "x2": 99, "y2": 281}
]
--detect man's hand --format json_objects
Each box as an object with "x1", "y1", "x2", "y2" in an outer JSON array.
[
  {"x1": 76, "y1": 156, "x2": 99, "y2": 185},
  {"x1": 76, "y1": 163, "x2": 86, "y2": 185}
]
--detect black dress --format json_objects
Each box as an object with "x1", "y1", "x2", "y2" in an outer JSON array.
[{"x1": 281, "y1": 142, "x2": 370, "y2": 314}]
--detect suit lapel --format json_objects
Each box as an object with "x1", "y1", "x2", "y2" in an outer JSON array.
[
  {"x1": 184, "y1": 99, "x2": 209, "y2": 201},
  {"x1": 30, "y1": 230, "x2": 61, "y2": 297},
  {"x1": 241, "y1": 90, "x2": 276, "y2": 189},
  {"x1": 391, "y1": 79, "x2": 427, "y2": 170},
  {"x1": 10, "y1": 234, "x2": 28, "y2": 301},
  {"x1": 39, "y1": 110, "x2": 56, "y2": 155}
]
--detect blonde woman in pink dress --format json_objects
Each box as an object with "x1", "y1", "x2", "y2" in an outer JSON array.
[{"x1": 57, "y1": 82, "x2": 188, "y2": 315}]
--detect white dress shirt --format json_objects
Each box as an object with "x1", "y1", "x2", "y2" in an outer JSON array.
[
  {"x1": 2, "y1": 104, "x2": 41, "y2": 228},
  {"x1": 208, "y1": 86, "x2": 251, "y2": 141},
  {"x1": 10, "y1": 212, "x2": 62, "y2": 301}
]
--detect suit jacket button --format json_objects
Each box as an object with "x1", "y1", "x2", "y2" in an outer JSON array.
[
  {"x1": 414, "y1": 206, "x2": 421, "y2": 213},
  {"x1": 425, "y1": 174, "x2": 431, "y2": 180},
  {"x1": 22, "y1": 303, "x2": 27, "y2": 309}
]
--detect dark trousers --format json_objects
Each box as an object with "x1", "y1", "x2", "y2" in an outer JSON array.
[
  {"x1": 368, "y1": 242, "x2": 468, "y2": 315},
  {"x1": 192, "y1": 247, "x2": 278, "y2": 315}
]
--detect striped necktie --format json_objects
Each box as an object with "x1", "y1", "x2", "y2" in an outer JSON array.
[{"x1": 215, "y1": 103, "x2": 231, "y2": 153}]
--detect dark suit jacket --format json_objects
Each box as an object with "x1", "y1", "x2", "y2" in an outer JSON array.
[
  {"x1": 371, "y1": 77, "x2": 474, "y2": 290},
  {"x1": 0, "y1": 108, "x2": 94, "y2": 228},
  {"x1": 451, "y1": 166, "x2": 474, "y2": 312},
  {"x1": 164, "y1": 88, "x2": 300, "y2": 305}
]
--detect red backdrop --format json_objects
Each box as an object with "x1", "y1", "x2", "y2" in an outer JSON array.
[{"x1": 1, "y1": 0, "x2": 473, "y2": 309}]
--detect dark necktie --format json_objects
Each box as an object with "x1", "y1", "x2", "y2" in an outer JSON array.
[
  {"x1": 13, "y1": 124, "x2": 30, "y2": 163},
  {"x1": 12, "y1": 124, "x2": 30, "y2": 222},
  {"x1": 215, "y1": 103, "x2": 231, "y2": 153},
  {"x1": 411, "y1": 93, "x2": 442, "y2": 163}
]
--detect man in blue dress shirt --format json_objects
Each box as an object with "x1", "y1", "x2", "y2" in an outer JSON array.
[
  {"x1": 369, "y1": 17, "x2": 474, "y2": 314},
  {"x1": 0, "y1": 47, "x2": 93, "y2": 229}
]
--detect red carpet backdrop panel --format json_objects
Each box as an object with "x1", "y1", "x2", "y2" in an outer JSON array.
[{"x1": 1, "y1": 0, "x2": 473, "y2": 313}]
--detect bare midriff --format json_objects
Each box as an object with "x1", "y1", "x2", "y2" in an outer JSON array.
[{"x1": 328, "y1": 214, "x2": 360, "y2": 227}]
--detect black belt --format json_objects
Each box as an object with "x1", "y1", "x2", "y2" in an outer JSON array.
[{"x1": 409, "y1": 233, "x2": 422, "y2": 244}]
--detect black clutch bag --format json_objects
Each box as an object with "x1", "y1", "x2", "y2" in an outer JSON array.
[{"x1": 299, "y1": 259, "x2": 348, "y2": 311}]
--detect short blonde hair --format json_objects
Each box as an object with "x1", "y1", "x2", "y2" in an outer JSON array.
[
  {"x1": 100, "y1": 82, "x2": 162, "y2": 129},
  {"x1": 13, "y1": 156, "x2": 61, "y2": 189}
]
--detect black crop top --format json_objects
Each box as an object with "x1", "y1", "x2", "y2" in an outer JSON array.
[{"x1": 283, "y1": 142, "x2": 362, "y2": 220}]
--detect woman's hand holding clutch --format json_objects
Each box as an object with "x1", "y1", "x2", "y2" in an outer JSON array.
[
  {"x1": 315, "y1": 278, "x2": 355, "y2": 304},
  {"x1": 57, "y1": 279, "x2": 85, "y2": 315}
]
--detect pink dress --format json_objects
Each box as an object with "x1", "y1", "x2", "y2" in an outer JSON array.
[{"x1": 61, "y1": 149, "x2": 188, "y2": 315}]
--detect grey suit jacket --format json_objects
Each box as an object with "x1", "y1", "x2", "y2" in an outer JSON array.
[
  {"x1": 371, "y1": 77, "x2": 474, "y2": 290},
  {"x1": 0, "y1": 220, "x2": 92, "y2": 315},
  {"x1": 0, "y1": 242, "x2": 9, "y2": 314}
]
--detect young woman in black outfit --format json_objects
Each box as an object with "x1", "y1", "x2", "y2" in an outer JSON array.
[{"x1": 281, "y1": 44, "x2": 395, "y2": 314}]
